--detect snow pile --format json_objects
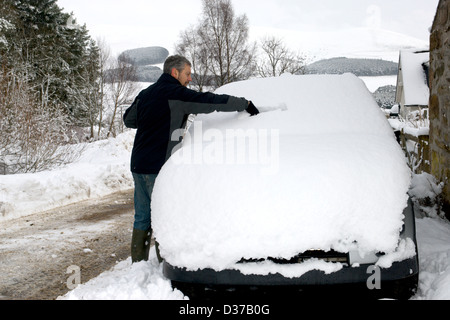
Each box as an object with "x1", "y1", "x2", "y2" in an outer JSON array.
[
  {"x1": 60, "y1": 248, "x2": 187, "y2": 300},
  {"x1": 414, "y1": 217, "x2": 450, "y2": 300},
  {"x1": 0, "y1": 131, "x2": 135, "y2": 221},
  {"x1": 388, "y1": 118, "x2": 430, "y2": 137},
  {"x1": 409, "y1": 173, "x2": 445, "y2": 219},
  {"x1": 411, "y1": 172, "x2": 450, "y2": 300},
  {"x1": 152, "y1": 73, "x2": 412, "y2": 274}
]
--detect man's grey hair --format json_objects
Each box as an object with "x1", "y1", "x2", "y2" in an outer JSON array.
[{"x1": 163, "y1": 55, "x2": 192, "y2": 74}]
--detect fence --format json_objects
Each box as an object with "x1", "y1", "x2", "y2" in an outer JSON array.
[{"x1": 399, "y1": 131, "x2": 430, "y2": 174}]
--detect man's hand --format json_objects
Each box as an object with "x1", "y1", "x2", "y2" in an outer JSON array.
[{"x1": 246, "y1": 101, "x2": 259, "y2": 116}]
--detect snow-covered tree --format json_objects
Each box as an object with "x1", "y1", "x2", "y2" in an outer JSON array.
[
  {"x1": 0, "y1": 0, "x2": 100, "y2": 173},
  {"x1": 1, "y1": 0, "x2": 100, "y2": 123}
]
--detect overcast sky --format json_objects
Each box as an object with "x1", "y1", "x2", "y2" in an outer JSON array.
[{"x1": 57, "y1": 0, "x2": 439, "y2": 57}]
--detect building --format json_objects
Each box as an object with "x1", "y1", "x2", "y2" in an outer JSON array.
[{"x1": 395, "y1": 50, "x2": 430, "y2": 121}]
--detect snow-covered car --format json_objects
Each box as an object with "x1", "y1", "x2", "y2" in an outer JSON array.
[{"x1": 151, "y1": 73, "x2": 419, "y2": 299}]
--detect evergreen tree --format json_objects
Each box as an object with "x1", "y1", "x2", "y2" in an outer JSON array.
[
  {"x1": 72, "y1": 39, "x2": 102, "y2": 135},
  {"x1": 1, "y1": 0, "x2": 100, "y2": 124},
  {"x1": 0, "y1": 0, "x2": 101, "y2": 173}
]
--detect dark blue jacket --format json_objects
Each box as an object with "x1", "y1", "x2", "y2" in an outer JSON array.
[{"x1": 123, "y1": 73, "x2": 248, "y2": 174}]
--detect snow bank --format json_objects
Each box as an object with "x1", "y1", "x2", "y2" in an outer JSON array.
[
  {"x1": 152, "y1": 74, "x2": 412, "y2": 273},
  {"x1": 409, "y1": 173, "x2": 443, "y2": 202},
  {"x1": 414, "y1": 217, "x2": 450, "y2": 300},
  {"x1": 0, "y1": 131, "x2": 135, "y2": 221},
  {"x1": 60, "y1": 248, "x2": 186, "y2": 300}
]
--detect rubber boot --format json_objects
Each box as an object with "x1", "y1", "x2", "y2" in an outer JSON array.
[{"x1": 131, "y1": 228, "x2": 152, "y2": 263}]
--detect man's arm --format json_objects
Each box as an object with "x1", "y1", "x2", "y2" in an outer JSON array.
[
  {"x1": 123, "y1": 98, "x2": 139, "y2": 129},
  {"x1": 171, "y1": 86, "x2": 256, "y2": 115}
]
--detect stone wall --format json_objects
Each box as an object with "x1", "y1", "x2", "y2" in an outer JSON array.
[{"x1": 429, "y1": 0, "x2": 450, "y2": 217}]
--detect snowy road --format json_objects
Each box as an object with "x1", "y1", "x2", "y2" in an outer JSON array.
[{"x1": 0, "y1": 189, "x2": 135, "y2": 300}]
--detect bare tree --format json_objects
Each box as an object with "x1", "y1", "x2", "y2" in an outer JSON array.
[
  {"x1": 257, "y1": 36, "x2": 307, "y2": 77},
  {"x1": 105, "y1": 55, "x2": 138, "y2": 138},
  {"x1": 176, "y1": 0, "x2": 256, "y2": 90},
  {"x1": 0, "y1": 65, "x2": 83, "y2": 174},
  {"x1": 200, "y1": 0, "x2": 256, "y2": 87},
  {"x1": 176, "y1": 26, "x2": 212, "y2": 92}
]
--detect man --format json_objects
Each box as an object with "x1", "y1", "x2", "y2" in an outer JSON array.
[{"x1": 123, "y1": 55, "x2": 259, "y2": 263}]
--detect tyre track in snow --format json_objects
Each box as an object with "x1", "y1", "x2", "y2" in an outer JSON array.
[{"x1": 0, "y1": 189, "x2": 135, "y2": 300}]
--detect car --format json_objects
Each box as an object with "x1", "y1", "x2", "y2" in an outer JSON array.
[{"x1": 151, "y1": 73, "x2": 419, "y2": 300}]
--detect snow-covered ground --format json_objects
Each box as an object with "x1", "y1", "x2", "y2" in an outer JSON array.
[
  {"x1": 0, "y1": 131, "x2": 135, "y2": 221},
  {"x1": 1, "y1": 75, "x2": 449, "y2": 300}
]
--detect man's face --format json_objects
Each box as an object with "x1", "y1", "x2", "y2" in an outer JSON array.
[{"x1": 172, "y1": 64, "x2": 192, "y2": 87}]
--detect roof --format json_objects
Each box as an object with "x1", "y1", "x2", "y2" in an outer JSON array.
[{"x1": 399, "y1": 51, "x2": 430, "y2": 106}]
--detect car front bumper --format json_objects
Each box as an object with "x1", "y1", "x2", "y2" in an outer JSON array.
[{"x1": 163, "y1": 199, "x2": 419, "y2": 299}]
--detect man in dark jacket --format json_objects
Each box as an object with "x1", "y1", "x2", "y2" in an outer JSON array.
[{"x1": 123, "y1": 55, "x2": 259, "y2": 263}]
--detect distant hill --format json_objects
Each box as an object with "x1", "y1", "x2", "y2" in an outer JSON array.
[
  {"x1": 113, "y1": 46, "x2": 169, "y2": 83},
  {"x1": 134, "y1": 65, "x2": 164, "y2": 83},
  {"x1": 372, "y1": 85, "x2": 397, "y2": 108},
  {"x1": 119, "y1": 46, "x2": 169, "y2": 66},
  {"x1": 305, "y1": 57, "x2": 398, "y2": 77}
]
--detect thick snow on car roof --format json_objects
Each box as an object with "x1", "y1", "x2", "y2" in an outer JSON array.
[{"x1": 152, "y1": 73, "x2": 412, "y2": 274}]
